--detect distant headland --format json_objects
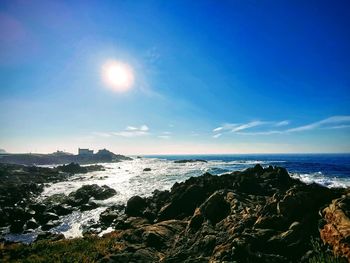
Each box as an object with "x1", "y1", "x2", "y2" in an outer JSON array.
[{"x1": 0, "y1": 148, "x2": 132, "y2": 166}]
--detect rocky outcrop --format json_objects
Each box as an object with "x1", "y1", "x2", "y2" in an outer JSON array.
[
  {"x1": 0, "y1": 169, "x2": 117, "y2": 237},
  {"x1": 320, "y1": 193, "x2": 350, "y2": 261},
  {"x1": 1, "y1": 164, "x2": 348, "y2": 262},
  {"x1": 57, "y1": 162, "x2": 105, "y2": 174},
  {"x1": 88, "y1": 165, "x2": 348, "y2": 262},
  {"x1": 0, "y1": 150, "x2": 132, "y2": 166}
]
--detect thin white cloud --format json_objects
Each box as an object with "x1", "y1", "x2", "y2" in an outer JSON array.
[
  {"x1": 213, "y1": 127, "x2": 223, "y2": 132},
  {"x1": 275, "y1": 120, "x2": 290, "y2": 127},
  {"x1": 286, "y1": 116, "x2": 350, "y2": 133},
  {"x1": 325, "y1": 124, "x2": 350, "y2": 129},
  {"x1": 231, "y1": 121, "x2": 266, "y2": 133},
  {"x1": 113, "y1": 125, "x2": 150, "y2": 137},
  {"x1": 213, "y1": 123, "x2": 239, "y2": 132},
  {"x1": 113, "y1": 131, "x2": 149, "y2": 137},
  {"x1": 213, "y1": 116, "x2": 350, "y2": 137},
  {"x1": 213, "y1": 133, "x2": 222, "y2": 138}
]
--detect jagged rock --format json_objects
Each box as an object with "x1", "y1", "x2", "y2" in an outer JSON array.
[
  {"x1": 188, "y1": 208, "x2": 204, "y2": 231},
  {"x1": 199, "y1": 191, "x2": 230, "y2": 224},
  {"x1": 158, "y1": 184, "x2": 206, "y2": 221},
  {"x1": 320, "y1": 194, "x2": 350, "y2": 261}
]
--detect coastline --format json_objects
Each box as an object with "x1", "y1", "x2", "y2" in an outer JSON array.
[{"x1": 0, "y1": 162, "x2": 349, "y2": 262}]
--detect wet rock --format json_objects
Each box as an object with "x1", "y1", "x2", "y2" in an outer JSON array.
[
  {"x1": 57, "y1": 162, "x2": 88, "y2": 174},
  {"x1": 52, "y1": 204, "x2": 74, "y2": 216},
  {"x1": 100, "y1": 205, "x2": 125, "y2": 226},
  {"x1": 25, "y1": 218, "x2": 39, "y2": 230},
  {"x1": 80, "y1": 201, "x2": 99, "y2": 211},
  {"x1": 69, "y1": 184, "x2": 117, "y2": 203},
  {"x1": 126, "y1": 196, "x2": 147, "y2": 217},
  {"x1": 29, "y1": 203, "x2": 46, "y2": 214},
  {"x1": 41, "y1": 220, "x2": 60, "y2": 231},
  {"x1": 37, "y1": 212, "x2": 59, "y2": 224}
]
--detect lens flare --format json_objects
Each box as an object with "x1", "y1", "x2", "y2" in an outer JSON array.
[{"x1": 102, "y1": 60, "x2": 134, "y2": 92}]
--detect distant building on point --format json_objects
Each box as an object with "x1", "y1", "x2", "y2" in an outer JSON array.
[{"x1": 78, "y1": 148, "x2": 94, "y2": 155}]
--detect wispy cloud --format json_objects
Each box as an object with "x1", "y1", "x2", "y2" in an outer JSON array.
[
  {"x1": 113, "y1": 125, "x2": 150, "y2": 137},
  {"x1": 220, "y1": 116, "x2": 350, "y2": 136},
  {"x1": 213, "y1": 123, "x2": 239, "y2": 132},
  {"x1": 275, "y1": 120, "x2": 290, "y2": 127},
  {"x1": 231, "y1": 121, "x2": 266, "y2": 132},
  {"x1": 286, "y1": 116, "x2": 350, "y2": 132},
  {"x1": 213, "y1": 133, "x2": 222, "y2": 138}
]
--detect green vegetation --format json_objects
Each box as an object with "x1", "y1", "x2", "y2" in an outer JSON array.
[
  {"x1": 0, "y1": 234, "x2": 122, "y2": 263},
  {"x1": 308, "y1": 238, "x2": 347, "y2": 263}
]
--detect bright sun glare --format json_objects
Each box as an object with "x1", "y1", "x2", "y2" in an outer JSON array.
[{"x1": 102, "y1": 60, "x2": 134, "y2": 92}]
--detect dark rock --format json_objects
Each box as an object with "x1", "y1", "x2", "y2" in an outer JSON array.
[
  {"x1": 80, "y1": 201, "x2": 99, "y2": 211},
  {"x1": 10, "y1": 220, "x2": 24, "y2": 233},
  {"x1": 126, "y1": 196, "x2": 147, "y2": 217},
  {"x1": 158, "y1": 184, "x2": 206, "y2": 221},
  {"x1": 52, "y1": 204, "x2": 74, "y2": 216},
  {"x1": 200, "y1": 191, "x2": 230, "y2": 224},
  {"x1": 188, "y1": 208, "x2": 204, "y2": 231},
  {"x1": 25, "y1": 218, "x2": 39, "y2": 230},
  {"x1": 37, "y1": 212, "x2": 59, "y2": 224},
  {"x1": 29, "y1": 203, "x2": 46, "y2": 214},
  {"x1": 41, "y1": 220, "x2": 60, "y2": 231},
  {"x1": 57, "y1": 162, "x2": 88, "y2": 174},
  {"x1": 69, "y1": 184, "x2": 117, "y2": 203},
  {"x1": 100, "y1": 205, "x2": 125, "y2": 226}
]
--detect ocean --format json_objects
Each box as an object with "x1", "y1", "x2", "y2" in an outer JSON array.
[{"x1": 5, "y1": 153, "x2": 350, "y2": 243}]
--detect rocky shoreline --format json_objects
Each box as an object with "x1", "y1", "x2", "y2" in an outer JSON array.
[{"x1": 1, "y1": 164, "x2": 349, "y2": 262}]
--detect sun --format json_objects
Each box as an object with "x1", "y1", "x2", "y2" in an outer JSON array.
[{"x1": 102, "y1": 60, "x2": 134, "y2": 92}]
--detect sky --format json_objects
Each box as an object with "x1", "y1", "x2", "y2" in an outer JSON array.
[{"x1": 0, "y1": 0, "x2": 349, "y2": 154}]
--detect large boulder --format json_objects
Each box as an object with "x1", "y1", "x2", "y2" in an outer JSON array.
[
  {"x1": 126, "y1": 196, "x2": 147, "y2": 217},
  {"x1": 68, "y1": 184, "x2": 117, "y2": 205}
]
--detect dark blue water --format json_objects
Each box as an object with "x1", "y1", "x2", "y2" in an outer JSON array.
[{"x1": 146, "y1": 154, "x2": 350, "y2": 188}]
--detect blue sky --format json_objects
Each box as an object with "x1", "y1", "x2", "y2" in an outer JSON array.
[{"x1": 0, "y1": 0, "x2": 349, "y2": 154}]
